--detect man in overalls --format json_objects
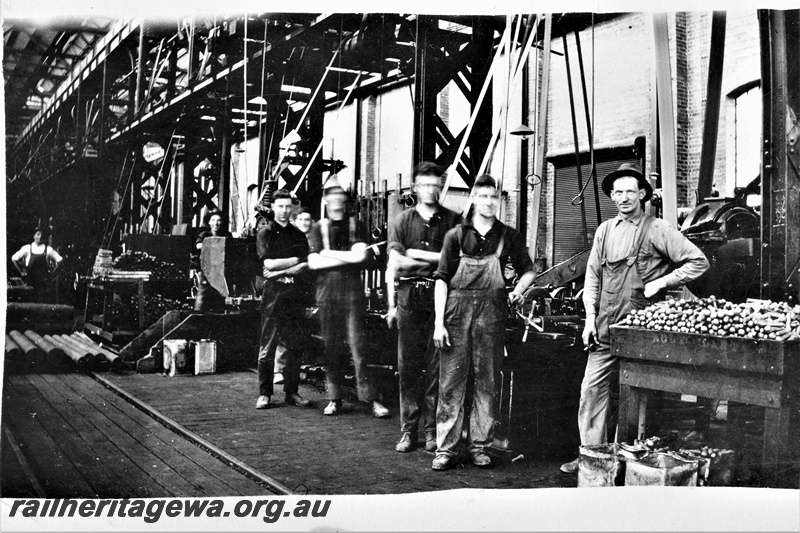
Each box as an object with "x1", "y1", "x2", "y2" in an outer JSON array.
[
  {"x1": 385, "y1": 162, "x2": 460, "y2": 453},
  {"x1": 432, "y1": 174, "x2": 536, "y2": 471},
  {"x1": 560, "y1": 162, "x2": 709, "y2": 474},
  {"x1": 307, "y1": 175, "x2": 391, "y2": 419}
]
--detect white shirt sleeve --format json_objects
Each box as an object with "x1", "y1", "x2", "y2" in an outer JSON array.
[
  {"x1": 47, "y1": 247, "x2": 63, "y2": 264},
  {"x1": 11, "y1": 245, "x2": 31, "y2": 265}
]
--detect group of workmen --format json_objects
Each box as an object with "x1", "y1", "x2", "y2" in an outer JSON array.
[{"x1": 251, "y1": 160, "x2": 709, "y2": 473}]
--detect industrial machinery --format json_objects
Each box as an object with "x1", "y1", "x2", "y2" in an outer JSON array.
[{"x1": 680, "y1": 178, "x2": 762, "y2": 302}]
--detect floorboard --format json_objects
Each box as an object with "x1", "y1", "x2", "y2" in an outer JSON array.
[{"x1": 1, "y1": 370, "x2": 280, "y2": 498}]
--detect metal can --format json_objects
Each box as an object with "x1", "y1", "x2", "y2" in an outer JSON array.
[
  {"x1": 163, "y1": 339, "x2": 189, "y2": 376},
  {"x1": 193, "y1": 339, "x2": 217, "y2": 375}
]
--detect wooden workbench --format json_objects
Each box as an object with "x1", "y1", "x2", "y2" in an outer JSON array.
[{"x1": 611, "y1": 325, "x2": 799, "y2": 475}]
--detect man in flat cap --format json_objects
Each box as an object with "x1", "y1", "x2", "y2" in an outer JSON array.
[{"x1": 560, "y1": 162, "x2": 710, "y2": 474}]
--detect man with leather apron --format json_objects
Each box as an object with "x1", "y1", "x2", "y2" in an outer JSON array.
[
  {"x1": 432, "y1": 175, "x2": 536, "y2": 471},
  {"x1": 560, "y1": 163, "x2": 710, "y2": 474}
]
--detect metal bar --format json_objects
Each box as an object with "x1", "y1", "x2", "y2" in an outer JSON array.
[
  {"x1": 107, "y1": 14, "x2": 334, "y2": 145},
  {"x1": 134, "y1": 22, "x2": 146, "y2": 118},
  {"x1": 652, "y1": 13, "x2": 679, "y2": 227},
  {"x1": 784, "y1": 10, "x2": 800, "y2": 305},
  {"x1": 575, "y1": 29, "x2": 601, "y2": 227},
  {"x1": 562, "y1": 33, "x2": 589, "y2": 248},
  {"x1": 529, "y1": 14, "x2": 552, "y2": 259},
  {"x1": 519, "y1": 61, "x2": 529, "y2": 232},
  {"x1": 763, "y1": 10, "x2": 789, "y2": 302},
  {"x1": 2, "y1": 426, "x2": 47, "y2": 498},
  {"x1": 697, "y1": 11, "x2": 727, "y2": 201},
  {"x1": 440, "y1": 22, "x2": 511, "y2": 200}
]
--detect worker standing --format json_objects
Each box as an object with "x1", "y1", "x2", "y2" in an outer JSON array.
[
  {"x1": 273, "y1": 206, "x2": 315, "y2": 386},
  {"x1": 432, "y1": 174, "x2": 536, "y2": 471},
  {"x1": 385, "y1": 162, "x2": 460, "y2": 453},
  {"x1": 191, "y1": 209, "x2": 231, "y2": 312},
  {"x1": 308, "y1": 176, "x2": 391, "y2": 419},
  {"x1": 560, "y1": 162, "x2": 710, "y2": 474},
  {"x1": 255, "y1": 189, "x2": 313, "y2": 410},
  {"x1": 12, "y1": 227, "x2": 63, "y2": 303}
]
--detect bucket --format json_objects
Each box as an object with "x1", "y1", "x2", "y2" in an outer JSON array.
[
  {"x1": 625, "y1": 452, "x2": 699, "y2": 486},
  {"x1": 163, "y1": 339, "x2": 190, "y2": 376},
  {"x1": 193, "y1": 340, "x2": 216, "y2": 375},
  {"x1": 578, "y1": 444, "x2": 622, "y2": 487}
]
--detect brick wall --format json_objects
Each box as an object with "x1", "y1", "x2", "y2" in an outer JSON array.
[
  {"x1": 532, "y1": 11, "x2": 761, "y2": 270},
  {"x1": 537, "y1": 13, "x2": 653, "y2": 269},
  {"x1": 684, "y1": 11, "x2": 761, "y2": 200}
]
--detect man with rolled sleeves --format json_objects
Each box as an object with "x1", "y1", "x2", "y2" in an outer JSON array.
[
  {"x1": 307, "y1": 175, "x2": 391, "y2": 419},
  {"x1": 560, "y1": 162, "x2": 710, "y2": 474},
  {"x1": 432, "y1": 174, "x2": 536, "y2": 471},
  {"x1": 385, "y1": 162, "x2": 460, "y2": 453},
  {"x1": 255, "y1": 189, "x2": 313, "y2": 410}
]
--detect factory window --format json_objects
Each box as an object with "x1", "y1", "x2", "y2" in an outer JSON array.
[
  {"x1": 550, "y1": 149, "x2": 642, "y2": 265},
  {"x1": 726, "y1": 82, "x2": 762, "y2": 196}
]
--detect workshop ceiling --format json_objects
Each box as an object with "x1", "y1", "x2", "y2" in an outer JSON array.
[{"x1": 4, "y1": 16, "x2": 116, "y2": 142}]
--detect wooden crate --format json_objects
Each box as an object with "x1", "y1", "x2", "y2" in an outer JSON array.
[{"x1": 610, "y1": 325, "x2": 799, "y2": 476}]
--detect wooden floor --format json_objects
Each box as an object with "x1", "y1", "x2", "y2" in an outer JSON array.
[
  {"x1": 99, "y1": 369, "x2": 576, "y2": 495},
  {"x1": 1, "y1": 370, "x2": 281, "y2": 498},
  {"x1": 2, "y1": 367, "x2": 576, "y2": 497}
]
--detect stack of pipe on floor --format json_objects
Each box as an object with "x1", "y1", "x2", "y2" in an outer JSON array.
[
  {"x1": 6, "y1": 302, "x2": 77, "y2": 335},
  {"x1": 5, "y1": 330, "x2": 121, "y2": 371}
]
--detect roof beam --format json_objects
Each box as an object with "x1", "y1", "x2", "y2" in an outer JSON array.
[{"x1": 106, "y1": 14, "x2": 336, "y2": 144}]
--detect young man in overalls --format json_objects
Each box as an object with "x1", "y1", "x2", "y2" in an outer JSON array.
[
  {"x1": 385, "y1": 162, "x2": 461, "y2": 453},
  {"x1": 431, "y1": 174, "x2": 536, "y2": 471},
  {"x1": 307, "y1": 175, "x2": 391, "y2": 419},
  {"x1": 560, "y1": 162, "x2": 710, "y2": 474}
]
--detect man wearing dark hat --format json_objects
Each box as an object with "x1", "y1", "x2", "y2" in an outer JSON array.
[
  {"x1": 307, "y1": 175, "x2": 391, "y2": 419},
  {"x1": 560, "y1": 162, "x2": 709, "y2": 474}
]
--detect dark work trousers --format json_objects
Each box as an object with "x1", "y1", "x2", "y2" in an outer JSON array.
[
  {"x1": 396, "y1": 281, "x2": 438, "y2": 436},
  {"x1": 318, "y1": 303, "x2": 376, "y2": 402},
  {"x1": 258, "y1": 282, "x2": 304, "y2": 397},
  {"x1": 437, "y1": 239, "x2": 508, "y2": 458},
  {"x1": 579, "y1": 217, "x2": 654, "y2": 445}
]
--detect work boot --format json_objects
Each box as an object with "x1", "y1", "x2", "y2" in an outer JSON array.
[
  {"x1": 323, "y1": 400, "x2": 341, "y2": 416},
  {"x1": 424, "y1": 431, "x2": 437, "y2": 452},
  {"x1": 255, "y1": 395, "x2": 271, "y2": 409},
  {"x1": 431, "y1": 454, "x2": 454, "y2": 471},
  {"x1": 471, "y1": 451, "x2": 493, "y2": 468},
  {"x1": 395, "y1": 432, "x2": 416, "y2": 453},
  {"x1": 371, "y1": 400, "x2": 390, "y2": 419},
  {"x1": 560, "y1": 458, "x2": 579, "y2": 474},
  {"x1": 285, "y1": 392, "x2": 312, "y2": 408}
]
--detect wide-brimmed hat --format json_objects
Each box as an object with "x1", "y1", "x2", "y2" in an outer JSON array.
[{"x1": 601, "y1": 162, "x2": 653, "y2": 203}]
